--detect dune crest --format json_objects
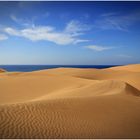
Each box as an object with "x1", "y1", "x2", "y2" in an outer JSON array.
[
  {"x1": 107, "y1": 64, "x2": 140, "y2": 72},
  {"x1": 0, "y1": 64, "x2": 140, "y2": 138}
]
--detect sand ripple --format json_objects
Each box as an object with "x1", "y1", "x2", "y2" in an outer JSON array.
[{"x1": 0, "y1": 64, "x2": 140, "y2": 138}]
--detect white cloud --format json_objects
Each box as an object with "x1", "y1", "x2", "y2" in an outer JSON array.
[
  {"x1": 0, "y1": 34, "x2": 8, "y2": 41},
  {"x1": 4, "y1": 20, "x2": 90, "y2": 45},
  {"x1": 74, "y1": 39, "x2": 89, "y2": 44},
  {"x1": 4, "y1": 26, "x2": 73, "y2": 45},
  {"x1": 85, "y1": 45, "x2": 113, "y2": 51},
  {"x1": 5, "y1": 28, "x2": 20, "y2": 36}
]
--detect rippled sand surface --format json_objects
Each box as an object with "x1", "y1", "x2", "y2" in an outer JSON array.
[{"x1": 0, "y1": 64, "x2": 140, "y2": 138}]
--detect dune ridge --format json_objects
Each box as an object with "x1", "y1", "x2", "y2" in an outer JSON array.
[
  {"x1": 108, "y1": 64, "x2": 140, "y2": 72},
  {"x1": 0, "y1": 64, "x2": 140, "y2": 138}
]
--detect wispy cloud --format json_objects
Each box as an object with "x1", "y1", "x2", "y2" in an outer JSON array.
[
  {"x1": 4, "y1": 20, "x2": 90, "y2": 45},
  {"x1": 85, "y1": 45, "x2": 113, "y2": 51},
  {"x1": 0, "y1": 34, "x2": 8, "y2": 41},
  {"x1": 95, "y1": 11, "x2": 140, "y2": 31},
  {"x1": 10, "y1": 14, "x2": 20, "y2": 24},
  {"x1": 101, "y1": 12, "x2": 119, "y2": 17},
  {"x1": 65, "y1": 20, "x2": 91, "y2": 36},
  {"x1": 10, "y1": 12, "x2": 49, "y2": 28},
  {"x1": 10, "y1": 14, "x2": 35, "y2": 27}
]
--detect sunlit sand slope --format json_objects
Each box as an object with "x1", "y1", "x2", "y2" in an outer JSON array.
[
  {"x1": 0, "y1": 64, "x2": 140, "y2": 138},
  {"x1": 108, "y1": 64, "x2": 140, "y2": 72}
]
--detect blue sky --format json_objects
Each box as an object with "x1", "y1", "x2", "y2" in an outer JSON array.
[{"x1": 0, "y1": 1, "x2": 140, "y2": 65}]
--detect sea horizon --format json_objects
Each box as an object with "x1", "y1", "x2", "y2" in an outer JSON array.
[{"x1": 0, "y1": 64, "x2": 120, "y2": 72}]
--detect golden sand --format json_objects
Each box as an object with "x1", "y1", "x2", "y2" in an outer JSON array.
[{"x1": 0, "y1": 64, "x2": 140, "y2": 138}]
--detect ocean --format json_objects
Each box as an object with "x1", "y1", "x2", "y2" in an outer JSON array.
[{"x1": 0, "y1": 65, "x2": 119, "y2": 72}]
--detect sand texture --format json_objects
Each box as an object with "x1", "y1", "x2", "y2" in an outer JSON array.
[{"x1": 0, "y1": 64, "x2": 140, "y2": 138}]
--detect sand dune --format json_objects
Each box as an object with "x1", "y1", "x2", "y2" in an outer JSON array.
[
  {"x1": 0, "y1": 64, "x2": 140, "y2": 138},
  {"x1": 0, "y1": 68, "x2": 6, "y2": 73},
  {"x1": 108, "y1": 64, "x2": 140, "y2": 72}
]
